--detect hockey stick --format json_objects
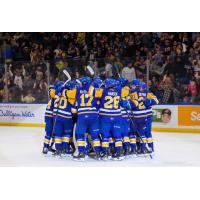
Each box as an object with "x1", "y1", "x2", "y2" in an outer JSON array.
[
  {"x1": 63, "y1": 69, "x2": 72, "y2": 85},
  {"x1": 86, "y1": 65, "x2": 95, "y2": 77},
  {"x1": 72, "y1": 123, "x2": 79, "y2": 156}
]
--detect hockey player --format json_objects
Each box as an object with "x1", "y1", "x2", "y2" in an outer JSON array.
[
  {"x1": 117, "y1": 78, "x2": 132, "y2": 157},
  {"x1": 123, "y1": 79, "x2": 140, "y2": 155},
  {"x1": 140, "y1": 82, "x2": 159, "y2": 154},
  {"x1": 53, "y1": 81, "x2": 75, "y2": 157},
  {"x1": 62, "y1": 76, "x2": 101, "y2": 161},
  {"x1": 42, "y1": 85, "x2": 56, "y2": 154},
  {"x1": 95, "y1": 78, "x2": 129, "y2": 160},
  {"x1": 128, "y1": 79, "x2": 149, "y2": 156}
]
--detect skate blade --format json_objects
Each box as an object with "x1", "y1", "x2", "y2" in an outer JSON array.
[
  {"x1": 61, "y1": 154, "x2": 72, "y2": 158},
  {"x1": 72, "y1": 157, "x2": 85, "y2": 162},
  {"x1": 101, "y1": 156, "x2": 112, "y2": 161},
  {"x1": 137, "y1": 154, "x2": 149, "y2": 158},
  {"x1": 112, "y1": 155, "x2": 125, "y2": 161},
  {"x1": 112, "y1": 157, "x2": 124, "y2": 161},
  {"x1": 101, "y1": 157, "x2": 108, "y2": 161},
  {"x1": 54, "y1": 155, "x2": 62, "y2": 159}
]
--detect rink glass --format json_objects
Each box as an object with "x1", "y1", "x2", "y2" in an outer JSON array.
[{"x1": 0, "y1": 54, "x2": 199, "y2": 104}]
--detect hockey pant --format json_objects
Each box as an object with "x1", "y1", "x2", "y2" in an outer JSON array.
[
  {"x1": 75, "y1": 117, "x2": 101, "y2": 154},
  {"x1": 100, "y1": 118, "x2": 122, "y2": 153},
  {"x1": 54, "y1": 118, "x2": 73, "y2": 151}
]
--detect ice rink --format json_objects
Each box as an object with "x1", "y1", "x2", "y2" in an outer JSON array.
[{"x1": 0, "y1": 126, "x2": 200, "y2": 167}]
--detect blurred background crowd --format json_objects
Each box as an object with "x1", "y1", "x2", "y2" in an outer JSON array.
[{"x1": 0, "y1": 32, "x2": 200, "y2": 104}]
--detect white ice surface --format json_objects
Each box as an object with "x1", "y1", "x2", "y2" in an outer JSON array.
[{"x1": 0, "y1": 126, "x2": 200, "y2": 167}]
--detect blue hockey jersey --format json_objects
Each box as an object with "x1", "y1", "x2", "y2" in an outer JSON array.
[
  {"x1": 52, "y1": 94, "x2": 73, "y2": 121},
  {"x1": 62, "y1": 84, "x2": 99, "y2": 119}
]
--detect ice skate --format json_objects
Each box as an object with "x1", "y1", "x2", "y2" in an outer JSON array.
[
  {"x1": 73, "y1": 152, "x2": 86, "y2": 161},
  {"x1": 61, "y1": 149, "x2": 72, "y2": 157},
  {"x1": 123, "y1": 147, "x2": 131, "y2": 158},
  {"x1": 53, "y1": 150, "x2": 62, "y2": 158},
  {"x1": 137, "y1": 147, "x2": 149, "y2": 157},
  {"x1": 88, "y1": 151, "x2": 101, "y2": 161},
  {"x1": 48, "y1": 146, "x2": 56, "y2": 154},
  {"x1": 130, "y1": 147, "x2": 137, "y2": 157},
  {"x1": 101, "y1": 150, "x2": 112, "y2": 161},
  {"x1": 112, "y1": 151, "x2": 125, "y2": 161}
]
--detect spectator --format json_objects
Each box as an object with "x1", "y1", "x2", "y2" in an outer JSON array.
[
  {"x1": 188, "y1": 80, "x2": 197, "y2": 103},
  {"x1": 67, "y1": 42, "x2": 80, "y2": 58},
  {"x1": 33, "y1": 79, "x2": 48, "y2": 102},
  {"x1": 194, "y1": 72, "x2": 200, "y2": 103},
  {"x1": 160, "y1": 75, "x2": 175, "y2": 104},
  {"x1": 22, "y1": 90, "x2": 36, "y2": 103},
  {"x1": 23, "y1": 72, "x2": 34, "y2": 91},
  {"x1": 105, "y1": 59, "x2": 113, "y2": 78},
  {"x1": 121, "y1": 62, "x2": 136, "y2": 82},
  {"x1": 13, "y1": 68, "x2": 23, "y2": 90},
  {"x1": 0, "y1": 75, "x2": 4, "y2": 102},
  {"x1": 0, "y1": 32, "x2": 200, "y2": 104}
]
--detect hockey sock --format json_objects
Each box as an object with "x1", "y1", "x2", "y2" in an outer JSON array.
[
  {"x1": 109, "y1": 137, "x2": 115, "y2": 149},
  {"x1": 55, "y1": 137, "x2": 62, "y2": 150},
  {"x1": 102, "y1": 138, "x2": 109, "y2": 153},
  {"x1": 76, "y1": 134, "x2": 86, "y2": 153},
  {"x1": 93, "y1": 139, "x2": 101, "y2": 154},
  {"x1": 44, "y1": 135, "x2": 51, "y2": 148},
  {"x1": 139, "y1": 136, "x2": 147, "y2": 149},
  {"x1": 123, "y1": 136, "x2": 130, "y2": 149},
  {"x1": 62, "y1": 136, "x2": 70, "y2": 151},
  {"x1": 115, "y1": 139, "x2": 122, "y2": 153},
  {"x1": 130, "y1": 135, "x2": 137, "y2": 150}
]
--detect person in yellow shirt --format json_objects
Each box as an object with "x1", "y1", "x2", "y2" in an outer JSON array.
[{"x1": 22, "y1": 91, "x2": 36, "y2": 103}]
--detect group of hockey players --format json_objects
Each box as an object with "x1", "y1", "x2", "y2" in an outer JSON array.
[{"x1": 42, "y1": 73, "x2": 159, "y2": 161}]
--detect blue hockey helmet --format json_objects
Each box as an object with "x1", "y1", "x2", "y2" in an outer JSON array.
[
  {"x1": 65, "y1": 81, "x2": 75, "y2": 90},
  {"x1": 104, "y1": 78, "x2": 117, "y2": 88},
  {"x1": 140, "y1": 82, "x2": 147, "y2": 91},
  {"x1": 118, "y1": 77, "x2": 128, "y2": 87},
  {"x1": 93, "y1": 77, "x2": 103, "y2": 88},
  {"x1": 79, "y1": 76, "x2": 92, "y2": 86},
  {"x1": 131, "y1": 79, "x2": 140, "y2": 87},
  {"x1": 54, "y1": 81, "x2": 64, "y2": 90}
]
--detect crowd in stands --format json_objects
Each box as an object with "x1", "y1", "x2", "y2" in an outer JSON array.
[{"x1": 0, "y1": 32, "x2": 199, "y2": 103}]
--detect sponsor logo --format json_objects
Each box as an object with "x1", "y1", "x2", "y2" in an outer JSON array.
[
  {"x1": 178, "y1": 106, "x2": 200, "y2": 126},
  {"x1": 191, "y1": 111, "x2": 200, "y2": 121},
  {"x1": 0, "y1": 109, "x2": 35, "y2": 119}
]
